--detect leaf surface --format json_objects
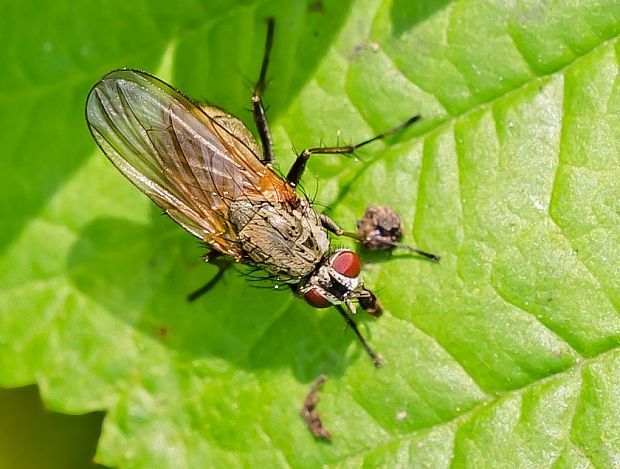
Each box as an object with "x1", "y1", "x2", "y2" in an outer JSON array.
[{"x1": 1, "y1": 0, "x2": 619, "y2": 467}]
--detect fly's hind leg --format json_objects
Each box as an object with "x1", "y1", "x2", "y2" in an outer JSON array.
[
  {"x1": 286, "y1": 115, "x2": 421, "y2": 186},
  {"x1": 187, "y1": 251, "x2": 232, "y2": 302},
  {"x1": 252, "y1": 17, "x2": 275, "y2": 164}
]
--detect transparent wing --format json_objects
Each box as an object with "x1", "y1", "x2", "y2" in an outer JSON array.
[{"x1": 85, "y1": 69, "x2": 296, "y2": 258}]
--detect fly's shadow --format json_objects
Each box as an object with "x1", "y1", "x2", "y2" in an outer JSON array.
[{"x1": 66, "y1": 211, "x2": 365, "y2": 379}]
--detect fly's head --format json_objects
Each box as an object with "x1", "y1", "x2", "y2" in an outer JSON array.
[{"x1": 299, "y1": 250, "x2": 382, "y2": 317}]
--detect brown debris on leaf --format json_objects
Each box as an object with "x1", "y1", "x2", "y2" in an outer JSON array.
[
  {"x1": 356, "y1": 205, "x2": 441, "y2": 262},
  {"x1": 301, "y1": 374, "x2": 332, "y2": 440},
  {"x1": 356, "y1": 204, "x2": 404, "y2": 250}
]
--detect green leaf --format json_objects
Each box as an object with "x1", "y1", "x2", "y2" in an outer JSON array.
[{"x1": 1, "y1": 0, "x2": 619, "y2": 467}]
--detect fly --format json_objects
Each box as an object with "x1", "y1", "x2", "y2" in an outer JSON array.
[{"x1": 85, "y1": 18, "x2": 438, "y2": 367}]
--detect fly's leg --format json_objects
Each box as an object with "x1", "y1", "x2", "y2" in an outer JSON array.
[
  {"x1": 187, "y1": 267, "x2": 228, "y2": 302},
  {"x1": 320, "y1": 212, "x2": 440, "y2": 262},
  {"x1": 356, "y1": 205, "x2": 440, "y2": 260},
  {"x1": 321, "y1": 211, "x2": 387, "y2": 246},
  {"x1": 319, "y1": 213, "x2": 357, "y2": 238},
  {"x1": 252, "y1": 17, "x2": 275, "y2": 164},
  {"x1": 366, "y1": 239, "x2": 440, "y2": 261},
  {"x1": 187, "y1": 251, "x2": 232, "y2": 302},
  {"x1": 336, "y1": 305, "x2": 382, "y2": 368},
  {"x1": 287, "y1": 114, "x2": 421, "y2": 186}
]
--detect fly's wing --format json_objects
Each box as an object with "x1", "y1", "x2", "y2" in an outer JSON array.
[{"x1": 85, "y1": 69, "x2": 297, "y2": 259}]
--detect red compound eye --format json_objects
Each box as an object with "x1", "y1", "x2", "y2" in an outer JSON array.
[
  {"x1": 303, "y1": 287, "x2": 332, "y2": 309},
  {"x1": 330, "y1": 250, "x2": 362, "y2": 278}
]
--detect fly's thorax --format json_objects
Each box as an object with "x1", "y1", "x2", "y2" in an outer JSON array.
[{"x1": 229, "y1": 199, "x2": 329, "y2": 279}]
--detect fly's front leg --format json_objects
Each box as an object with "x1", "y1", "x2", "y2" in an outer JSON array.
[
  {"x1": 356, "y1": 205, "x2": 441, "y2": 261},
  {"x1": 320, "y1": 213, "x2": 362, "y2": 241},
  {"x1": 322, "y1": 208, "x2": 440, "y2": 262},
  {"x1": 187, "y1": 251, "x2": 232, "y2": 302},
  {"x1": 252, "y1": 17, "x2": 275, "y2": 164},
  {"x1": 336, "y1": 305, "x2": 382, "y2": 367},
  {"x1": 287, "y1": 114, "x2": 421, "y2": 186}
]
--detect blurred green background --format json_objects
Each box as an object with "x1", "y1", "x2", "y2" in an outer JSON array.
[{"x1": 0, "y1": 386, "x2": 105, "y2": 468}]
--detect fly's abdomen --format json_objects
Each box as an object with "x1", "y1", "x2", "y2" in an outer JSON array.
[{"x1": 229, "y1": 200, "x2": 329, "y2": 279}]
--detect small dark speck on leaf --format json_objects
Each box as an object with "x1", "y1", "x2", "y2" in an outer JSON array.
[
  {"x1": 308, "y1": 0, "x2": 325, "y2": 12},
  {"x1": 155, "y1": 326, "x2": 169, "y2": 340}
]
